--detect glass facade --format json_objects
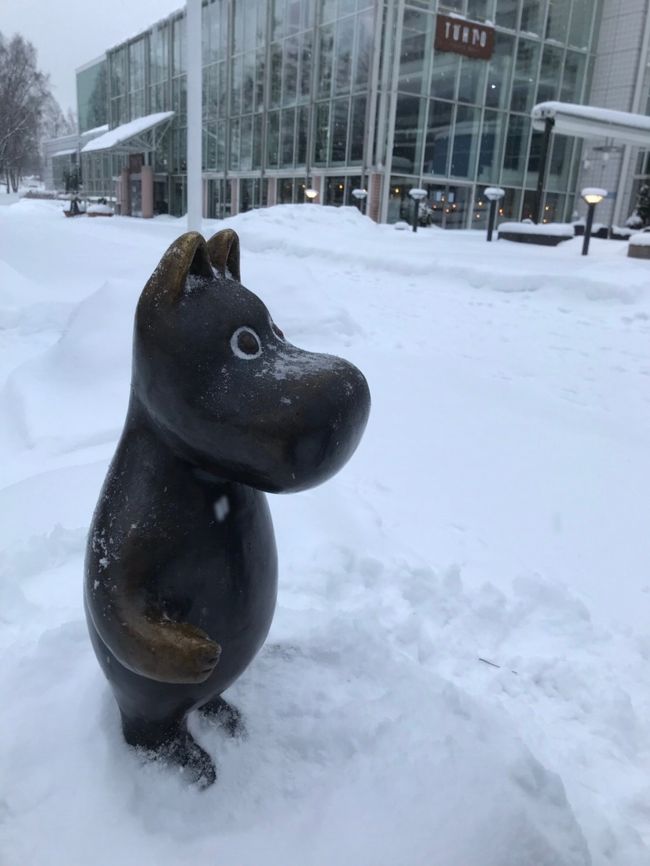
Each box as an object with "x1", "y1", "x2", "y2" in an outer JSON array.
[
  {"x1": 80, "y1": 0, "x2": 602, "y2": 225},
  {"x1": 76, "y1": 59, "x2": 108, "y2": 134}
]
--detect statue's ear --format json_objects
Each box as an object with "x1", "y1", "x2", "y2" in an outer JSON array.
[
  {"x1": 207, "y1": 228, "x2": 241, "y2": 282},
  {"x1": 141, "y1": 232, "x2": 213, "y2": 305}
]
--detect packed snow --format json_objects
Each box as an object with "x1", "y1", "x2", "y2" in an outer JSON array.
[{"x1": 1, "y1": 198, "x2": 650, "y2": 866}]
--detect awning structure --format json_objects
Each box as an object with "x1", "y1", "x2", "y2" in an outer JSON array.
[
  {"x1": 532, "y1": 101, "x2": 650, "y2": 147},
  {"x1": 52, "y1": 148, "x2": 77, "y2": 158},
  {"x1": 81, "y1": 111, "x2": 174, "y2": 155}
]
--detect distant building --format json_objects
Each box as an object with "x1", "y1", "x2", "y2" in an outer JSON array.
[{"x1": 46, "y1": 1, "x2": 650, "y2": 228}]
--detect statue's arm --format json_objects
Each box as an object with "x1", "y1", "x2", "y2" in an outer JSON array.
[{"x1": 86, "y1": 542, "x2": 220, "y2": 684}]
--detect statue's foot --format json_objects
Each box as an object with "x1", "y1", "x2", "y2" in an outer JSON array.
[
  {"x1": 158, "y1": 729, "x2": 217, "y2": 788},
  {"x1": 122, "y1": 715, "x2": 217, "y2": 788},
  {"x1": 199, "y1": 696, "x2": 246, "y2": 737}
]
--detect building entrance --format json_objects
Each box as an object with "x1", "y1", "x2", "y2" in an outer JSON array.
[{"x1": 423, "y1": 184, "x2": 471, "y2": 229}]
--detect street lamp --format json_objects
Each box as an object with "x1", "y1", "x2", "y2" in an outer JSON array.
[
  {"x1": 408, "y1": 187, "x2": 427, "y2": 233},
  {"x1": 351, "y1": 187, "x2": 368, "y2": 213},
  {"x1": 304, "y1": 187, "x2": 318, "y2": 202},
  {"x1": 581, "y1": 187, "x2": 607, "y2": 256},
  {"x1": 484, "y1": 186, "x2": 505, "y2": 242}
]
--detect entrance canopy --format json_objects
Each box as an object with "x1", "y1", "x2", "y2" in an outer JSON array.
[
  {"x1": 81, "y1": 111, "x2": 174, "y2": 155},
  {"x1": 532, "y1": 101, "x2": 650, "y2": 146}
]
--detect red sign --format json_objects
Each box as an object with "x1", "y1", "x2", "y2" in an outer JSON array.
[{"x1": 435, "y1": 14, "x2": 495, "y2": 60}]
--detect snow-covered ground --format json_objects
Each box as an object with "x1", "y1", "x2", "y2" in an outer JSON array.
[{"x1": 1, "y1": 199, "x2": 650, "y2": 866}]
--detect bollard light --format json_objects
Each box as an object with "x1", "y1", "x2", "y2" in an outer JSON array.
[
  {"x1": 484, "y1": 186, "x2": 505, "y2": 242},
  {"x1": 408, "y1": 187, "x2": 427, "y2": 233},
  {"x1": 580, "y1": 187, "x2": 606, "y2": 256},
  {"x1": 304, "y1": 188, "x2": 318, "y2": 202},
  {"x1": 351, "y1": 187, "x2": 368, "y2": 213}
]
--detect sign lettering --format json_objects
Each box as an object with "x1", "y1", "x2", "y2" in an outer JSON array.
[{"x1": 436, "y1": 14, "x2": 494, "y2": 60}]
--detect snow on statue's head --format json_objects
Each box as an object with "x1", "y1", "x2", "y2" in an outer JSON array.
[{"x1": 132, "y1": 229, "x2": 370, "y2": 493}]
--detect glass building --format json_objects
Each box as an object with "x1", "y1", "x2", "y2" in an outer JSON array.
[{"x1": 76, "y1": 0, "x2": 604, "y2": 226}]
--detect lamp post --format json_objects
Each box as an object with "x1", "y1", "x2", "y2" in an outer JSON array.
[
  {"x1": 304, "y1": 187, "x2": 318, "y2": 203},
  {"x1": 581, "y1": 187, "x2": 607, "y2": 256},
  {"x1": 351, "y1": 187, "x2": 368, "y2": 214},
  {"x1": 408, "y1": 187, "x2": 427, "y2": 233},
  {"x1": 484, "y1": 186, "x2": 505, "y2": 242}
]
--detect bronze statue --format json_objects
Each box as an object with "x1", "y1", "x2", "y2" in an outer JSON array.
[{"x1": 84, "y1": 229, "x2": 370, "y2": 787}]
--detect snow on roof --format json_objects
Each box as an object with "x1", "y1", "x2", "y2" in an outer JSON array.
[
  {"x1": 51, "y1": 149, "x2": 77, "y2": 158},
  {"x1": 82, "y1": 124, "x2": 109, "y2": 138},
  {"x1": 81, "y1": 112, "x2": 174, "y2": 153},
  {"x1": 532, "y1": 101, "x2": 650, "y2": 146}
]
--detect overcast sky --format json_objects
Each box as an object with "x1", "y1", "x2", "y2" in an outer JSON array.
[{"x1": 1, "y1": 0, "x2": 183, "y2": 114}]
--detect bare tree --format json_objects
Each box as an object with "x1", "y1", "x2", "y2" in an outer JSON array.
[{"x1": 0, "y1": 32, "x2": 51, "y2": 191}]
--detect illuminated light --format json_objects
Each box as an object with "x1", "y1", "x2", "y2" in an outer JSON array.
[
  {"x1": 394, "y1": 187, "x2": 400, "y2": 193},
  {"x1": 478, "y1": 200, "x2": 483, "y2": 206},
  {"x1": 544, "y1": 205, "x2": 550, "y2": 211}
]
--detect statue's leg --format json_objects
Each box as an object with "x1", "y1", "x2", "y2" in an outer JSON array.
[
  {"x1": 120, "y1": 710, "x2": 217, "y2": 788},
  {"x1": 199, "y1": 696, "x2": 246, "y2": 737}
]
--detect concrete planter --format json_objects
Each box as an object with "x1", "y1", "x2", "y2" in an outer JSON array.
[{"x1": 497, "y1": 231, "x2": 571, "y2": 247}]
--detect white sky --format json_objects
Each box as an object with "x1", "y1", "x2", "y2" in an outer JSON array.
[{"x1": 1, "y1": 0, "x2": 183, "y2": 114}]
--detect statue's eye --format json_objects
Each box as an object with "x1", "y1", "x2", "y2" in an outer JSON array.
[
  {"x1": 231, "y1": 326, "x2": 262, "y2": 359},
  {"x1": 272, "y1": 322, "x2": 285, "y2": 340}
]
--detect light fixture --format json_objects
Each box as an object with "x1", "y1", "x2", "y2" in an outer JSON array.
[
  {"x1": 351, "y1": 187, "x2": 368, "y2": 213},
  {"x1": 580, "y1": 187, "x2": 606, "y2": 256},
  {"x1": 304, "y1": 187, "x2": 318, "y2": 201},
  {"x1": 408, "y1": 187, "x2": 427, "y2": 233},
  {"x1": 484, "y1": 186, "x2": 505, "y2": 242}
]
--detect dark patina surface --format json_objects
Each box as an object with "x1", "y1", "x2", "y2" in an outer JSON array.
[{"x1": 84, "y1": 229, "x2": 370, "y2": 786}]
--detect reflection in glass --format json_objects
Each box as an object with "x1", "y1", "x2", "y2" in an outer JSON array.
[
  {"x1": 318, "y1": 25, "x2": 334, "y2": 99},
  {"x1": 458, "y1": 56, "x2": 486, "y2": 105},
  {"x1": 284, "y1": 37, "x2": 299, "y2": 105},
  {"x1": 331, "y1": 98, "x2": 349, "y2": 162},
  {"x1": 486, "y1": 33, "x2": 515, "y2": 109},
  {"x1": 393, "y1": 95, "x2": 424, "y2": 174},
  {"x1": 281, "y1": 107, "x2": 296, "y2": 166},
  {"x1": 467, "y1": 0, "x2": 495, "y2": 20},
  {"x1": 399, "y1": 9, "x2": 426, "y2": 95},
  {"x1": 431, "y1": 51, "x2": 459, "y2": 101},
  {"x1": 355, "y1": 11, "x2": 373, "y2": 91},
  {"x1": 314, "y1": 101, "x2": 330, "y2": 165},
  {"x1": 569, "y1": 0, "x2": 591, "y2": 48},
  {"x1": 387, "y1": 175, "x2": 411, "y2": 223},
  {"x1": 495, "y1": 0, "x2": 518, "y2": 29},
  {"x1": 350, "y1": 95, "x2": 366, "y2": 163},
  {"x1": 560, "y1": 52, "x2": 585, "y2": 103},
  {"x1": 240, "y1": 114, "x2": 253, "y2": 170},
  {"x1": 451, "y1": 105, "x2": 480, "y2": 178},
  {"x1": 536, "y1": 44, "x2": 563, "y2": 103},
  {"x1": 424, "y1": 99, "x2": 452, "y2": 176},
  {"x1": 335, "y1": 18, "x2": 354, "y2": 94},
  {"x1": 326, "y1": 176, "x2": 346, "y2": 205},
  {"x1": 502, "y1": 114, "x2": 530, "y2": 185},
  {"x1": 520, "y1": 0, "x2": 543, "y2": 34},
  {"x1": 477, "y1": 108, "x2": 505, "y2": 182},
  {"x1": 548, "y1": 135, "x2": 570, "y2": 188},
  {"x1": 511, "y1": 39, "x2": 540, "y2": 113},
  {"x1": 267, "y1": 110, "x2": 280, "y2": 166},
  {"x1": 546, "y1": 0, "x2": 570, "y2": 42}
]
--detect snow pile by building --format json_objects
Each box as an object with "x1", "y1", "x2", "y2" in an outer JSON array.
[{"x1": 1, "y1": 200, "x2": 650, "y2": 866}]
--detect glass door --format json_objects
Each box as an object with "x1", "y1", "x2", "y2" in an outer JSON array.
[{"x1": 423, "y1": 183, "x2": 470, "y2": 228}]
